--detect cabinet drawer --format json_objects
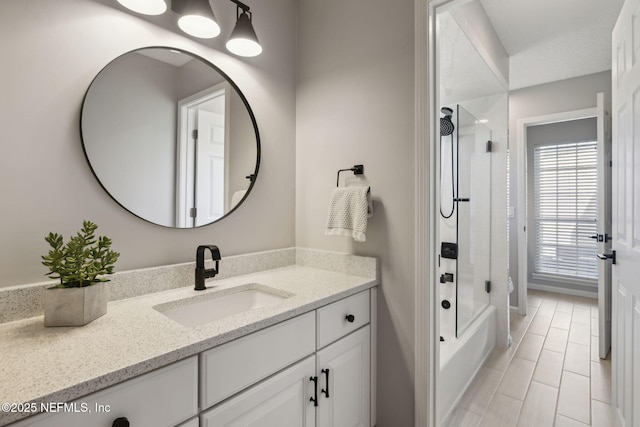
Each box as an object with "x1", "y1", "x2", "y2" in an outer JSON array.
[
  {"x1": 10, "y1": 356, "x2": 198, "y2": 427},
  {"x1": 200, "y1": 356, "x2": 316, "y2": 427},
  {"x1": 317, "y1": 290, "x2": 370, "y2": 349},
  {"x1": 200, "y1": 312, "x2": 315, "y2": 409}
]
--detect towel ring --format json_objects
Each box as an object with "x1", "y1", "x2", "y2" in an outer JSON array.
[{"x1": 336, "y1": 164, "x2": 364, "y2": 187}]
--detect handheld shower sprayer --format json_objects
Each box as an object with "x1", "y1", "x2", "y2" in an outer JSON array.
[
  {"x1": 440, "y1": 106, "x2": 455, "y2": 218},
  {"x1": 440, "y1": 107, "x2": 455, "y2": 136}
]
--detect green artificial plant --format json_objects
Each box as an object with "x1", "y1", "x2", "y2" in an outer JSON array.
[{"x1": 42, "y1": 220, "x2": 120, "y2": 288}]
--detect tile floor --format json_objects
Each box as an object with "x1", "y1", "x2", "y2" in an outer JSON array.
[{"x1": 444, "y1": 289, "x2": 613, "y2": 427}]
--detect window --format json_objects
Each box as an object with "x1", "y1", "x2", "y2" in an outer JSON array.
[{"x1": 533, "y1": 141, "x2": 598, "y2": 281}]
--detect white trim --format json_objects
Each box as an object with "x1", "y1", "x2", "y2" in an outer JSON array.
[
  {"x1": 370, "y1": 287, "x2": 378, "y2": 426},
  {"x1": 414, "y1": 0, "x2": 434, "y2": 425},
  {"x1": 531, "y1": 272, "x2": 597, "y2": 288},
  {"x1": 515, "y1": 107, "x2": 598, "y2": 316},
  {"x1": 527, "y1": 283, "x2": 597, "y2": 299},
  {"x1": 175, "y1": 82, "x2": 230, "y2": 227}
]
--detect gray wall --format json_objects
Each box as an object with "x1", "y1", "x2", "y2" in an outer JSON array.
[
  {"x1": 2, "y1": 0, "x2": 418, "y2": 423},
  {"x1": 0, "y1": 0, "x2": 297, "y2": 287},
  {"x1": 508, "y1": 71, "x2": 612, "y2": 305},
  {"x1": 83, "y1": 53, "x2": 179, "y2": 227},
  {"x1": 296, "y1": 0, "x2": 416, "y2": 425}
]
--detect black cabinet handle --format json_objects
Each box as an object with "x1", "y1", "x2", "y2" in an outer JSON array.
[
  {"x1": 309, "y1": 376, "x2": 318, "y2": 407},
  {"x1": 321, "y1": 368, "x2": 330, "y2": 398},
  {"x1": 112, "y1": 418, "x2": 130, "y2": 427},
  {"x1": 345, "y1": 314, "x2": 355, "y2": 323}
]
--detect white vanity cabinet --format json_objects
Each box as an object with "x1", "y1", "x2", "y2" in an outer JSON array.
[
  {"x1": 7, "y1": 288, "x2": 376, "y2": 427},
  {"x1": 201, "y1": 289, "x2": 375, "y2": 427},
  {"x1": 9, "y1": 356, "x2": 198, "y2": 427}
]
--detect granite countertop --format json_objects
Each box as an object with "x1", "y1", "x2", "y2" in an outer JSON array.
[{"x1": 0, "y1": 261, "x2": 377, "y2": 426}]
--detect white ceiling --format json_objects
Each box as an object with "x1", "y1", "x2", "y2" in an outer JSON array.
[{"x1": 479, "y1": 0, "x2": 625, "y2": 89}]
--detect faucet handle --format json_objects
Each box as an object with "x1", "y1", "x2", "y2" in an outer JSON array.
[
  {"x1": 197, "y1": 245, "x2": 221, "y2": 260},
  {"x1": 196, "y1": 245, "x2": 221, "y2": 267},
  {"x1": 209, "y1": 245, "x2": 221, "y2": 261}
]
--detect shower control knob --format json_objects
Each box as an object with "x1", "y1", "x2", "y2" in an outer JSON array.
[{"x1": 345, "y1": 314, "x2": 355, "y2": 323}]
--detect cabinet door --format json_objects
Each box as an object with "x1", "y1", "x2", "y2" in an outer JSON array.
[
  {"x1": 201, "y1": 356, "x2": 316, "y2": 427},
  {"x1": 317, "y1": 326, "x2": 370, "y2": 427}
]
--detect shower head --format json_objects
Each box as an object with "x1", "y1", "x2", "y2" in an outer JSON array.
[
  {"x1": 440, "y1": 106, "x2": 454, "y2": 136},
  {"x1": 441, "y1": 107, "x2": 453, "y2": 117}
]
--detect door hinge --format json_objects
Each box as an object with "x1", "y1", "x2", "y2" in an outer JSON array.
[
  {"x1": 485, "y1": 280, "x2": 491, "y2": 293},
  {"x1": 192, "y1": 129, "x2": 198, "y2": 140},
  {"x1": 190, "y1": 207, "x2": 197, "y2": 218},
  {"x1": 486, "y1": 140, "x2": 493, "y2": 153}
]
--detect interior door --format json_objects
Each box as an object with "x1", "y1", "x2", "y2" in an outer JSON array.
[
  {"x1": 596, "y1": 92, "x2": 613, "y2": 359},
  {"x1": 611, "y1": 1, "x2": 640, "y2": 425},
  {"x1": 195, "y1": 109, "x2": 226, "y2": 226}
]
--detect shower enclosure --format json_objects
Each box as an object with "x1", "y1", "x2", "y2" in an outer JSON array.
[
  {"x1": 432, "y1": 3, "x2": 509, "y2": 425},
  {"x1": 437, "y1": 104, "x2": 497, "y2": 424},
  {"x1": 439, "y1": 104, "x2": 492, "y2": 340}
]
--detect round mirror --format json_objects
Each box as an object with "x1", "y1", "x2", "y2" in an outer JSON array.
[{"x1": 81, "y1": 47, "x2": 260, "y2": 228}]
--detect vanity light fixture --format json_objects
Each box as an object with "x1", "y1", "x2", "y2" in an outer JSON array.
[
  {"x1": 171, "y1": 0, "x2": 221, "y2": 39},
  {"x1": 226, "y1": 0, "x2": 262, "y2": 57},
  {"x1": 115, "y1": 0, "x2": 262, "y2": 56},
  {"x1": 117, "y1": 0, "x2": 167, "y2": 15}
]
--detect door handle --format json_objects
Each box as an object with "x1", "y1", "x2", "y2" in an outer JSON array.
[{"x1": 597, "y1": 251, "x2": 616, "y2": 265}]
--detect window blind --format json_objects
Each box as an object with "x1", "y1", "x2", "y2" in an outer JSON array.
[{"x1": 533, "y1": 141, "x2": 598, "y2": 280}]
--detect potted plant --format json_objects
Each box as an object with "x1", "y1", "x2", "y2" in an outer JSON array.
[{"x1": 41, "y1": 220, "x2": 120, "y2": 326}]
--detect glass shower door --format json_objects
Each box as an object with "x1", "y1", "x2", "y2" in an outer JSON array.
[{"x1": 456, "y1": 105, "x2": 492, "y2": 337}]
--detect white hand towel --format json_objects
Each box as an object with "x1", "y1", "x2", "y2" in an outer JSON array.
[{"x1": 325, "y1": 187, "x2": 372, "y2": 242}]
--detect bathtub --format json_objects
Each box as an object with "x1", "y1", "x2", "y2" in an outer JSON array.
[{"x1": 438, "y1": 304, "x2": 496, "y2": 425}]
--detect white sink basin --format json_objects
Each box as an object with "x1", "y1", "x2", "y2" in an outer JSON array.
[{"x1": 154, "y1": 285, "x2": 292, "y2": 327}]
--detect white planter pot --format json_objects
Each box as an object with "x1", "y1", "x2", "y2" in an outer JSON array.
[{"x1": 44, "y1": 282, "x2": 108, "y2": 327}]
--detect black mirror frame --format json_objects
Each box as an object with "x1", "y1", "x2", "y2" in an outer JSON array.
[{"x1": 79, "y1": 46, "x2": 261, "y2": 228}]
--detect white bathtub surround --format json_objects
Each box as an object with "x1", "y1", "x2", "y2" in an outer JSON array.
[
  {"x1": 0, "y1": 248, "x2": 377, "y2": 426},
  {"x1": 439, "y1": 305, "x2": 497, "y2": 425}
]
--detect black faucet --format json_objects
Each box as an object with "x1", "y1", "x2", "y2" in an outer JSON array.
[{"x1": 195, "y1": 245, "x2": 221, "y2": 291}]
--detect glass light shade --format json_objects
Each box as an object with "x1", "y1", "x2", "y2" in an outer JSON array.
[
  {"x1": 117, "y1": 0, "x2": 167, "y2": 15},
  {"x1": 226, "y1": 12, "x2": 262, "y2": 57},
  {"x1": 178, "y1": 15, "x2": 221, "y2": 38}
]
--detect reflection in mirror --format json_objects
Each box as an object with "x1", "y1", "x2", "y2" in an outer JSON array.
[{"x1": 81, "y1": 47, "x2": 260, "y2": 228}]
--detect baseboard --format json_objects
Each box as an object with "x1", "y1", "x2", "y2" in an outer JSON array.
[{"x1": 528, "y1": 283, "x2": 597, "y2": 299}]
